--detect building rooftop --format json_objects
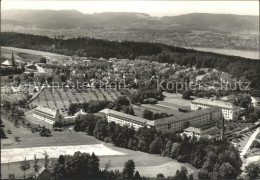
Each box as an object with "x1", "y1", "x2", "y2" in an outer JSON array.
[
  {"x1": 184, "y1": 127, "x2": 203, "y2": 134},
  {"x1": 100, "y1": 109, "x2": 149, "y2": 125},
  {"x1": 153, "y1": 107, "x2": 221, "y2": 126},
  {"x1": 192, "y1": 98, "x2": 238, "y2": 109},
  {"x1": 34, "y1": 106, "x2": 59, "y2": 118},
  {"x1": 1, "y1": 60, "x2": 13, "y2": 66}
]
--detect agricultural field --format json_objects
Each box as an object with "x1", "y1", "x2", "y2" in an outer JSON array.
[
  {"x1": 1, "y1": 47, "x2": 44, "y2": 63},
  {"x1": 29, "y1": 88, "x2": 123, "y2": 112},
  {"x1": 1, "y1": 46, "x2": 68, "y2": 62}
]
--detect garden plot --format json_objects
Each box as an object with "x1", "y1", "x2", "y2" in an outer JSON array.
[
  {"x1": 1, "y1": 144, "x2": 126, "y2": 163},
  {"x1": 30, "y1": 88, "x2": 122, "y2": 109}
]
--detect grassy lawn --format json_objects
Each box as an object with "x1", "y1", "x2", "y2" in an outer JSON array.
[
  {"x1": 133, "y1": 93, "x2": 190, "y2": 118},
  {"x1": 1, "y1": 116, "x2": 101, "y2": 149}
]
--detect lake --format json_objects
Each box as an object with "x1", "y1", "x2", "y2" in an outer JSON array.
[{"x1": 185, "y1": 47, "x2": 259, "y2": 60}]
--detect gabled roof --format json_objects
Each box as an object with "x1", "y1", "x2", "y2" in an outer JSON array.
[
  {"x1": 34, "y1": 106, "x2": 60, "y2": 118},
  {"x1": 1, "y1": 60, "x2": 13, "y2": 66},
  {"x1": 35, "y1": 166, "x2": 50, "y2": 179},
  {"x1": 100, "y1": 109, "x2": 149, "y2": 125},
  {"x1": 184, "y1": 127, "x2": 202, "y2": 134},
  {"x1": 192, "y1": 98, "x2": 238, "y2": 109},
  {"x1": 153, "y1": 107, "x2": 221, "y2": 126}
]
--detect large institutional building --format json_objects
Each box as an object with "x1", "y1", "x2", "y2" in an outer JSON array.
[
  {"x1": 191, "y1": 98, "x2": 243, "y2": 121},
  {"x1": 151, "y1": 107, "x2": 221, "y2": 133},
  {"x1": 100, "y1": 109, "x2": 153, "y2": 130},
  {"x1": 33, "y1": 106, "x2": 82, "y2": 128},
  {"x1": 100, "y1": 107, "x2": 222, "y2": 133}
]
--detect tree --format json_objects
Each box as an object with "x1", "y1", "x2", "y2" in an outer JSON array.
[
  {"x1": 1, "y1": 128, "x2": 6, "y2": 139},
  {"x1": 143, "y1": 109, "x2": 153, "y2": 120},
  {"x1": 134, "y1": 171, "x2": 142, "y2": 180},
  {"x1": 14, "y1": 136, "x2": 20, "y2": 143},
  {"x1": 246, "y1": 163, "x2": 260, "y2": 179},
  {"x1": 219, "y1": 162, "x2": 237, "y2": 180},
  {"x1": 149, "y1": 137, "x2": 163, "y2": 154},
  {"x1": 54, "y1": 151, "x2": 101, "y2": 179},
  {"x1": 173, "y1": 166, "x2": 188, "y2": 180},
  {"x1": 115, "y1": 96, "x2": 130, "y2": 107},
  {"x1": 197, "y1": 92, "x2": 205, "y2": 98},
  {"x1": 188, "y1": 174, "x2": 194, "y2": 180},
  {"x1": 33, "y1": 154, "x2": 39, "y2": 173},
  {"x1": 39, "y1": 126, "x2": 51, "y2": 137},
  {"x1": 250, "y1": 140, "x2": 260, "y2": 149},
  {"x1": 170, "y1": 142, "x2": 181, "y2": 159},
  {"x1": 39, "y1": 57, "x2": 47, "y2": 64},
  {"x1": 8, "y1": 173, "x2": 15, "y2": 179},
  {"x1": 182, "y1": 90, "x2": 192, "y2": 99},
  {"x1": 43, "y1": 151, "x2": 49, "y2": 168},
  {"x1": 123, "y1": 160, "x2": 135, "y2": 179},
  {"x1": 157, "y1": 173, "x2": 165, "y2": 179},
  {"x1": 20, "y1": 158, "x2": 30, "y2": 179}
]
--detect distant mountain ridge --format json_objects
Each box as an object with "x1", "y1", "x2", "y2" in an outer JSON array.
[{"x1": 2, "y1": 9, "x2": 259, "y2": 32}]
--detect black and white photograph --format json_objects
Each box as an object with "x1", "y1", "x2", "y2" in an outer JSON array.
[{"x1": 0, "y1": 0, "x2": 260, "y2": 179}]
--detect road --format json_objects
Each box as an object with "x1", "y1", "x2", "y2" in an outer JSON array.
[{"x1": 240, "y1": 127, "x2": 260, "y2": 157}]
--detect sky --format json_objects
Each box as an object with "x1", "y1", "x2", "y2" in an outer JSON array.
[{"x1": 1, "y1": 1, "x2": 259, "y2": 17}]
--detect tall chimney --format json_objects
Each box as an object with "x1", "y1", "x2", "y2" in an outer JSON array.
[{"x1": 221, "y1": 116, "x2": 225, "y2": 140}]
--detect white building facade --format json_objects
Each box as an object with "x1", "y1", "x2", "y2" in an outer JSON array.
[{"x1": 191, "y1": 98, "x2": 242, "y2": 121}]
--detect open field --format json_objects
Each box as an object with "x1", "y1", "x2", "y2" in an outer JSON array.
[
  {"x1": 1, "y1": 47, "x2": 45, "y2": 63},
  {"x1": 1, "y1": 147, "x2": 197, "y2": 179},
  {"x1": 29, "y1": 88, "x2": 122, "y2": 111},
  {"x1": 1, "y1": 46, "x2": 68, "y2": 61},
  {"x1": 1, "y1": 116, "x2": 100, "y2": 149},
  {"x1": 134, "y1": 93, "x2": 192, "y2": 118},
  {"x1": 1, "y1": 144, "x2": 126, "y2": 163}
]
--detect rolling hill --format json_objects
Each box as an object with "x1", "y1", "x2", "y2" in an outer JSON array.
[{"x1": 2, "y1": 10, "x2": 259, "y2": 32}]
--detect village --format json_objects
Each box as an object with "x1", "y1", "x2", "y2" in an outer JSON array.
[{"x1": 1, "y1": 45, "x2": 260, "y2": 179}]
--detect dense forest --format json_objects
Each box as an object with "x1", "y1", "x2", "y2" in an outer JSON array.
[{"x1": 1, "y1": 32, "x2": 260, "y2": 88}]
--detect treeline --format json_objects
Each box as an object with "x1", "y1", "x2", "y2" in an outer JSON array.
[
  {"x1": 0, "y1": 66, "x2": 24, "y2": 76},
  {"x1": 68, "y1": 96, "x2": 134, "y2": 116},
  {"x1": 74, "y1": 113, "x2": 242, "y2": 179},
  {"x1": 54, "y1": 152, "x2": 143, "y2": 179},
  {"x1": 1, "y1": 32, "x2": 260, "y2": 88}
]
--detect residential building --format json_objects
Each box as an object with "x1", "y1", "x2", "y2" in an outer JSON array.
[{"x1": 191, "y1": 98, "x2": 242, "y2": 120}]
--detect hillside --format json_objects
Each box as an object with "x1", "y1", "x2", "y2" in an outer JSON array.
[
  {"x1": 1, "y1": 32, "x2": 260, "y2": 89},
  {"x1": 2, "y1": 10, "x2": 259, "y2": 32}
]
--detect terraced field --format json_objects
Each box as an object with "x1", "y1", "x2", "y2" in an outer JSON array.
[{"x1": 30, "y1": 88, "x2": 122, "y2": 112}]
